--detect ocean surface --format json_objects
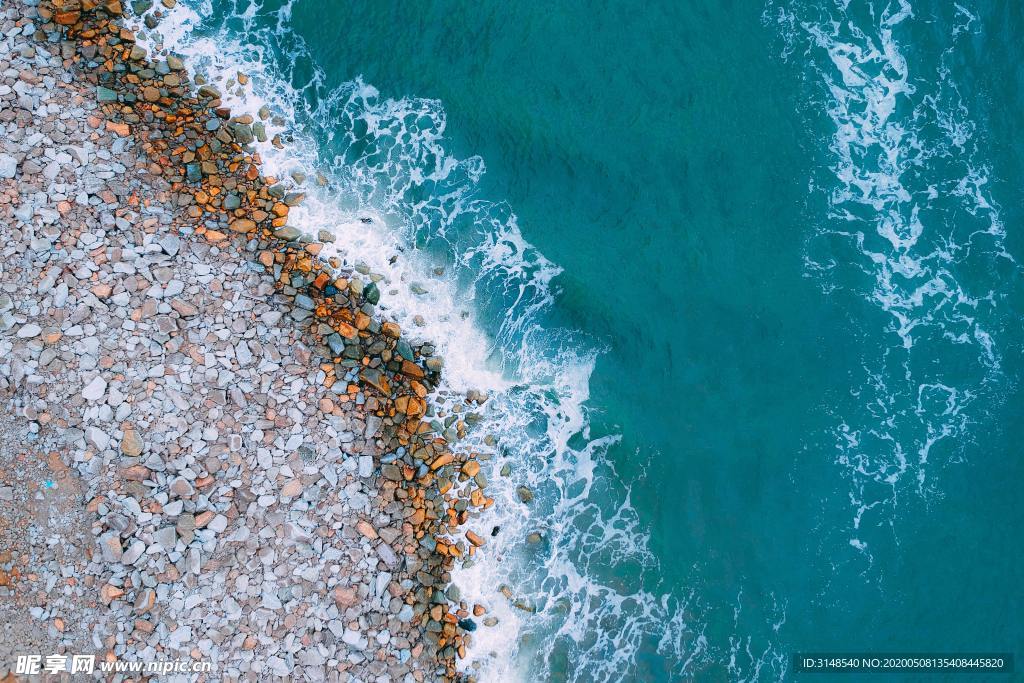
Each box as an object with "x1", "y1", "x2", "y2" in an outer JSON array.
[{"x1": 143, "y1": 0, "x2": 1023, "y2": 680}]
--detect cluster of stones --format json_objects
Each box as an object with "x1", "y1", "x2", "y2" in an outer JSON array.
[{"x1": 0, "y1": 0, "x2": 500, "y2": 680}]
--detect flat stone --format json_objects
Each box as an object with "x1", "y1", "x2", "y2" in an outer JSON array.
[
  {"x1": 98, "y1": 533, "x2": 123, "y2": 562},
  {"x1": 0, "y1": 155, "x2": 17, "y2": 179},
  {"x1": 87, "y1": 426, "x2": 110, "y2": 451},
  {"x1": 208, "y1": 514, "x2": 228, "y2": 533},
  {"x1": 358, "y1": 456, "x2": 374, "y2": 478},
  {"x1": 356, "y1": 520, "x2": 378, "y2": 539},
  {"x1": 169, "y1": 477, "x2": 194, "y2": 497},
  {"x1": 326, "y1": 333, "x2": 345, "y2": 356},
  {"x1": 159, "y1": 234, "x2": 181, "y2": 256},
  {"x1": 364, "y1": 282, "x2": 380, "y2": 305},
  {"x1": 229, "y1": 218, "x2": 255, "y2": 233},
  {"x1": 154, "y1": 526, "x2": 177, "y2": 550},
  {"x1": 16, "y1": 323, "x2": 41, "y2": 338},
  {"x1": 122, "y1": 540, "x2": 145, "y2": 565},
  {"x1": 95, "y1": 86, "x2": 118, "y2": 102},
  {"x1": 273, "y1": 226, "x2": 302, "y2": 241},
  {"x1": 120, "y1": 428, "x2": 143, "y2": 456}
]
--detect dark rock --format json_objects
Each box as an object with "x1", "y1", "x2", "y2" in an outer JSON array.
[
  {"x1": 364, "y1": 282, "x2": 380, "y2": 305},
  {"x1": 326, "y1": 333, "x2": 345, "y2": 356},
  {"x1": 273, "y1": 226, "x2": 302, "y2": 241},
  {"x1": 96, "y1": 86, "x2": 118, "y2": 102}
]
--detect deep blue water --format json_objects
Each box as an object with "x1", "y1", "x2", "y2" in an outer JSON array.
[{"x1": 153, "y1": 0, "x2": 1023, "y2": 679}]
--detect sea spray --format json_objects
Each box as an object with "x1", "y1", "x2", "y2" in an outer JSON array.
[{"x1": 765, "y1": 0, "x2": 1018, "y2": 564}]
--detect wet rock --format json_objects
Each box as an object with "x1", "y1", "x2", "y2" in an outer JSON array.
[
  {"x1": 517, "y1": 486, "x2": 534, "y2": 503},
  {"x1": 364, "y1": 281, "x2": 381, "y2": 304},
  {"x1": 273, "y1": 226, "x2": 302, "y2": 241}
]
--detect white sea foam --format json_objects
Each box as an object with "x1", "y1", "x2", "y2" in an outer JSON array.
[
  {"x1": 766, "y1": 0, "x2": 1015, "y2": 561},
  {"x1": 136, "y1": 1, "x2": 788, "y2": 679}
]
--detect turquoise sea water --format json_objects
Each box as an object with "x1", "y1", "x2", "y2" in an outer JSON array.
[{"x1": 152, "y1": 1, "x2": 1022, "y2": 679}]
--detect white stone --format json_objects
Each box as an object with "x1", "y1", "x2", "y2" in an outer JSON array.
[
  {"x1": 81, "y1": 375, "x2": 107, "y2": 401},
  {"x1": 358, "y1": 455, "x2": 373, "y2": 478},
  {"x1": 122, "y1": 540, "x2": 145, "y2": 565},
  {"x1": 0, "y1": 154, "x2": 17, "y2": 179},
  {"x1": 86, "y1": 427, "x2": 110, "y2": 451},
  {"x1": 16, "y1": 323, "x2": 41, "y2": 338}
]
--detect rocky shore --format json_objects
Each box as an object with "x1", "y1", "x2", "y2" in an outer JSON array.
[{"x1": 0, "y1": 1, "x2": 493, "y2": 680}]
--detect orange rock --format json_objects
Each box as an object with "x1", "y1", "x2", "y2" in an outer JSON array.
[
  {"x1": 55, "y1": 11, "x2": 81, "y2": 25},
  {"x1": 466, "y1": 530, "x2": 485, "y2": 547},
  {"x1": 205, "y1": 229, "x2": 227, "y2": 242},
  {"x1": 230, "y1": 218, "x2": 256, "y2": 233},
  {"x1": 134, "y1": 588, "x2": 155, "y2": 613},
  {"x1": 333, "y1": 585, "x2": 358, "y2": 607},
  {"x1": 355, "y1": 520, "x2": 378, "y2": 540},
  {"x1": 106, "y1": 121, "x2": 130, "y2": 136},
  {"x1": 337, "y1": 322, "x2": 357, "y2": 339},
  {"x1": 100, "y1": 583, "x2": 125, "y2": 604},
  {"x1": 401, "y1": 360, "x2": 425, "y2": 379},
  {"x1": 430, "y1": 453, "x2": 453, "y2": 471},
  {"x1": 462, "y1": 461, "x2": 480, "y2": 478},
  {"x1": 407, "y1": 397, "x2": 426, "y2": 417},
  {"x1": 121, "y1": 465, "x2": 150, "y2": 481}
]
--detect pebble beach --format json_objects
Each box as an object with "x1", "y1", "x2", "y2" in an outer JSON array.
[{"x1": 0, "y1": 1, "x2": 495, "y2": 680}]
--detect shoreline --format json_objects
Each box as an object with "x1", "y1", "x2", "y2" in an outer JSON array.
[{"x1": 1, "y1": 0, "x2": 493, "y2": 679}]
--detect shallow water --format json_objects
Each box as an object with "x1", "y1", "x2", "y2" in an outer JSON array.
[{"x1": 149, "y1": 0, "x2": 1023, "y2": 679}]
